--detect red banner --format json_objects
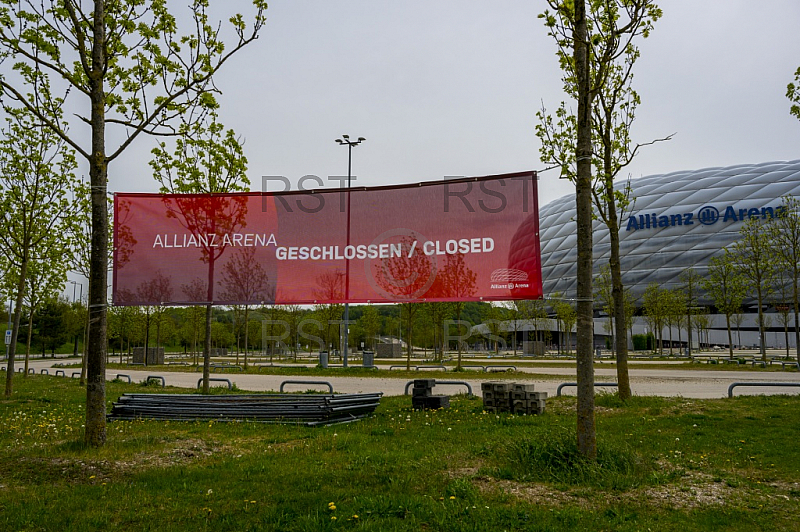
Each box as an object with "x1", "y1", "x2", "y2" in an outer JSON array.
[{"x1": 113, "y1": 172, "x2": 542, "y2": 305}]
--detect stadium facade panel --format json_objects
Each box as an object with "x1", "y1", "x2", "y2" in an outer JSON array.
[{"x1": 529, "y1": 160, "x2": 800, "y2": 306}]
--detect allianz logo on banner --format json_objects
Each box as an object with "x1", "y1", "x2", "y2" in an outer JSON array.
[
  {"x1": 490, "y1": 268, "x2": 530, "y2": 290},
  {"x1": 624, "y1": 203, "x2": 785, "y2": 232}
]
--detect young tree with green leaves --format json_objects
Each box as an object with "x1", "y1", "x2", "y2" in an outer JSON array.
[
  {"x1": 438, "y1": 253, "x2": 477, "y2": 370},
  {"x1": 151, "y1": 110, "x2": 250, "y2": 392},
  {"x1": 503, "y1": 299, "x2": 535, "y2": 355},
  {"x1": 732, "y1": 217, "x2": 776, "y2": 360},
  {"x1": 703, "y1": 250, "x2": 746, "y2": 359},
  {"x1": 538, "y1": 0, "x2": 665, "y2": 402},
  {"x1": 680, "y1": 269, "x2": 703, "y2": 356},
  {"x1": 554, "y1": 299, "x2": 577, "y2": 355},
  {"x1": 220, "y1": 247, "x2": 274, "y2": 369},
  {"x1": 0, "y1": 105, "x2": 82, "y2": 397},
  {"x1": 482, "y1": 303, "x2": 508, "y2": 356},
  {"x1": 358, "y1": 305, "x2": 381, "y2": 352},
  {"x1": 595, "y1": 265, "x2": 614, "y2": 353},
  {"x1": 282, "y1": 304, "x2": 303, "y2": 361},
  {"x1": 787, "y1": 66, "x2": 800, "y2": 121},
  {"x1": 539, "y1": 0, "x2": 596, "y2": 458},
  {"x1": 20, "y1": 255, "x2": 69, "y2": 375},
  {"x1": 768, "y1": 196, "x2": 800, "y2": 363},
  {"x1": 0, "y1": 0, "x2": 267, "y2": 446},
  {"x1": 642, "y1": 283, "x2": 669, "y2": 355}
]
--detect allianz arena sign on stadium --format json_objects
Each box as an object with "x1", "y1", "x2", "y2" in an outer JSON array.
[
  {"x1": 534, "y1": 160, "x2": 800, "y2": 306},
  {"x1": 625, "y1": 203, "x2": 786, "y2": 232}
]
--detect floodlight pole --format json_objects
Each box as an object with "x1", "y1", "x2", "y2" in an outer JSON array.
[{"x1": 335, "y1": 134, "x2": 365, "y2": 368}]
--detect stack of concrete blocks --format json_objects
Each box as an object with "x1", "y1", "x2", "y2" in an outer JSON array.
[
  {"x1": 481, "y1": 381, "x2": 547, "y2": 415},
  {"x1": 132, "y1": 347, "x2": 165, "y2": 365},
  {"x1": 411, "y1": 379, "x2": 450, "y2": 410}
]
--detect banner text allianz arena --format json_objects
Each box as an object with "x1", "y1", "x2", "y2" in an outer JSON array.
[{"x1": 112, "y1": 172, "x2": 542, "y2": 305}]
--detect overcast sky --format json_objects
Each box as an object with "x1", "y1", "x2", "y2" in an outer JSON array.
[{"x1": 109, "y1": 0, "x2": 800, "y2": 209}]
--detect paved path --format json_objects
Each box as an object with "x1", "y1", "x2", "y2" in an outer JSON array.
[{"x1": 13, "y1": 358, "x2": 800, "y2": 399}]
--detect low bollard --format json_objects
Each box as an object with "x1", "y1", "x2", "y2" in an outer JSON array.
[
  {"x1": 556, "y1": 382, "x2": 619, "y2": 397},
  {"x1": 727, "y1": 382, "x2": 800, "y2": 397},
  {"x1": 196, "y1": 377, "x2": 232, "y2": 390},
  {"x1": 145, "y1": 375, "x2": 165, "y2": 387},
  {"x1": 279, "y1": 380, "x2": 334, "y2": 393}
]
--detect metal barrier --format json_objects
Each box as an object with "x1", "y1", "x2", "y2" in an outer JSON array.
[
  {"x1": 416, "y1": 365, "x2": 447, "y2": 371},
  {"x1": 556, "y1": 382, "x2": 619, "y2": 397},
  {"x1": 460, "y1": 365, "x2": 487, "y2": 372},
  {"x1": 211, "y1": 364, "x2": 243, "y2": 372},
  {"x1": 486, "y1": 365, "x2": 517, "y2": 372},
  {"x1": 115, "y1": 374, "x2": 132, "y2": 383},
  {"x1": 28, "y1": 368, "x2": 34, "y2": 374},
  {"x1": 389, "y1": 365, "x2": 410, "y2": 370},
  {"x1": 40, "y1": 369, "x2": 49, "y2": 375},
  {"x1": 727, "y1": 382, "x2": 800, "y2": 397},
  {"x1": 404, "y1": 379, "x2": 473, "y2": 397},
  {"x1": 145, "y1": 375, "x2": 165, "y2": 387},
  {"x1": 71, "y1": 372, "x2": 81, "y2": 378},
  {"x1": 196, "y1": 377, "x2": 232, "y2": 390},
  {"x1": 279, "y1": 380, "x2": 334, "y2": 393},
  {"x1": 55, "y1": 370, "x2": 65, "y2": 377}
]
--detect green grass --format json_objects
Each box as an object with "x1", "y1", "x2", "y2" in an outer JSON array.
[{"x1": 1, "y1": 373, "x2": 799, "y2": 530}]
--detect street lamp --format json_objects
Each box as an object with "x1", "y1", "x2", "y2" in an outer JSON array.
[{"x1": 335, "y1": 134, "x2": 365, "y2": 368}]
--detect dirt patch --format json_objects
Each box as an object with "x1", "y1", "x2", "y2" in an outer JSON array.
[{"x1": 464, "y1": 467, "x2": 755, "y2": 510}]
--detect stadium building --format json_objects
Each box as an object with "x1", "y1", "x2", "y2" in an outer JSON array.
[{"x1": 505, "y1": 160, "x2": 800, "y2": 351}]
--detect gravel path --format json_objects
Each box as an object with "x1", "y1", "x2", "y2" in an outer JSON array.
[{"x1": 16, "y1": 358, "x2": 800, "y2": 399}]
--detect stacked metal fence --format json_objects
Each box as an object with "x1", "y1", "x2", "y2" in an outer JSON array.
[{"x1": 107, "y1": 393, "x2": 382, "y2": 426}]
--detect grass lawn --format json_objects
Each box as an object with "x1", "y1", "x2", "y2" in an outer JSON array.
[{"x1": 1, "y1": 372, "x2": 799, "y2": 531}]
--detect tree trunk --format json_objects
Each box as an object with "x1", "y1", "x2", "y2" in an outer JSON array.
[
  {"x1": 757, "y1": 287, "x2": 766, "y2": 360},
  {"x1": 794, "y1": 282, "x2": 800, "y2": 364},
  {"x1": 687, "y1": 311, "x2": 692, "y2": 356},
  {"x1": 203, "y1": 303, "x2": 212, "y2": 394},
  {"x1": 726, "y1": 313, "x2": 734, "y2": 359},
  {"x1": 143, "y1": 310, "x2": 150, "y2": 367},
  {"x1": 24, "y1": 307, "x2": 34, "y2": 377},
  {"x1": 784, "y1": 317, "x2": 789, "y2": 358},
  {"x1": 243, "y1": 305, "x2": 249, "y2": 369},
  {"x1": 5, "y1": 256, "x2": 28, "y2": 397},
  {"x1": 574, "y1": 0, "x2": 596, "y2": 460},
  {"x1": 83, "y1": 0, "x2": 110, "y2": 447},
  {"x1": 80, "y1": 285, "x2": 90, "y2": 385}
]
